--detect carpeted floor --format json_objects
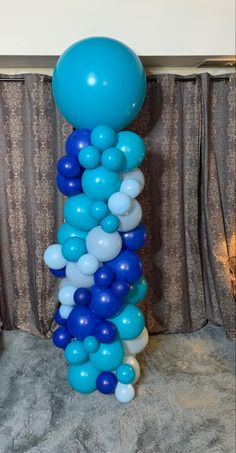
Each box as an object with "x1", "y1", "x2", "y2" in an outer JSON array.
[{"x1": 0, "y1": 324, "x2": 235, "y2": 453}]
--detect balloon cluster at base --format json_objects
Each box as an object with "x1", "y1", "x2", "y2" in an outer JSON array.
[{"x1": 44, "y1": 36, "x2": 149, "y2": 404}]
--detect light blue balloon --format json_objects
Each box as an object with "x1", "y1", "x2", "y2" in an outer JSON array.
[
  {"x1": 126, "y1": 275, "x2": 148, "y2": 305},
  {"x1": 82, "y1": 166, "x2": 121, "y2": 201},
  {"x1": 59, "y1": 304, "x2": 73, "y2": 319},
  {"x1": 101, "y1": 215, "x2": 120, "y2": 233},
  {"x1": 62, "y1": 237, "x2": 87, "y2": 262},
  {"x1": 89, "y1": 338, "x2": 124, "y2": 371},
  {"x1": 89, "y1": 201, "x2": 108, "y2": 220},
  {"x1": 68, "y1": 361, "x2": 100, "y2": 393},
  {"x1": 109, "y1": 304, "x2": 144, "y2": 340},
  {"x1": 57, "y1": 223, "x2": 87, "y2": 244},
  {"x1": 117, "y1": 131, "x2": 146, "y2": 171},
  {"x1": 101, "y1": 147, "x2": 124, "y2": 171},
  {"x1": 83, "y1": 336, "x2": 99, "y2": 353},
  {"x1": 91, "y1": 126, "x2": 117, "y2": 151},
  {"x1": 116, "y1": 364, "x2": 135, "y2": 384},
  {"x1": 64, "y1": 194, "x2": 98, "y2": 231},
  {"x1": 52, "y1": 37, "x2": 146, "y2": 131},
  {"x1": 64, "y1": 340, "x2": 88, "y2": 365},
  {"x1": 78, "y1": 145, "x2": 101, "y2": 169}
]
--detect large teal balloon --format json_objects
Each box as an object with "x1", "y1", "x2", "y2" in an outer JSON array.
[
  {"x1": 68, "y1": 361, "x2": 100, "y2": 394},
  {"x1": 82, "y1": 166, "x2": 121, "y2": 201},
  {"x1": 64, "y1": 340, "x2": 88, "y2": 365},
  {"x1": 126, "y1": 275, "x2": 148, "y2": 305},
  {"x1": 57, "y1": 222, "x2": 87, "y2": 244},
  {"x1": 109, "y1": 304, "x2": 144, "y2": 340},
  {"x1": 117, "y1": 131, "x2": 146, "y2": 171},
  {"x1": 52, "y1": 37, "x2": 146, "y2": 131},
  {"x1": 89, "y1": 338, "x2": 124, "y2": 371},
  {"x1": 64, "y1": 194, "x2": 98, "y2": 231}
]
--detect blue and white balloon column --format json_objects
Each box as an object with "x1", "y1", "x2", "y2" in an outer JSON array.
[{"x1": 44, "y1": 37, "x2": 149, "y2": 403}]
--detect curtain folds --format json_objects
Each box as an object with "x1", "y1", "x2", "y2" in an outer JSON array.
[{"x1": 0, "y1": 73, "x2": 235, "y2": 338}]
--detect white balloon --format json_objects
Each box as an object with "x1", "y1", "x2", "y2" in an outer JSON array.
[
  {"x1": 77, "y1": 253, "x2": 100, "y2": 275},
  {"x1": 59, "y1": 278, "x2": 71, "y2": 289},
  {"x1": 86, "y1": 226, "x2": 122, "y2": 262},
  {"x1": 43, "y1": 244, "x2": 67, "y2": 269},
  {"x1": 118, "y1": 200, "x2": 142, "y2": 232},
  {"x1": 66, "y1": 262, "x2": 95, "y2": 288},
  {"x1": 123, "y1": 327, "x2": 149, "y2": 354},
  {"x1": 59, "y1": 304, "x2": 73, "y2": 319},
  {"x1": 58, "y1": 285, "x2": 77, "y2": 306},
  {"x1": 123, "y1": 356, "x2": 140, "y2": 384},
  {"x1": 121, "y1": 168, "x2": 145, "y2": 191},
  {"x1": 115, "y1": 383, "x2": 135, "y2": 403},
  {"x1": 120, "y1": 178, "x2": 141, "y2": 199},
  {"x1": 108, "y1": 192, "x2": 132, "y2": 215}
]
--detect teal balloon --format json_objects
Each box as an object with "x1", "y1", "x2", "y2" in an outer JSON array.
[
  {"x1": 52, "y1": 37, "x2": 146, "y2": 131},
  {"x1": 78, "y1": 145, "x2": 101, "y2": 169},
  {"x1": 126, "y1": 275, "x2": 148, "y2": 305},
  {"x1": 109, "y1": 304, "x2": 144, "y2": 340},
  {"x1": 83, "y1": 336, "x2": 99, "y2": 353},
  {"x1": 89, "y1": 338, "x2": 124, "y2": 371},
  {"x1": 64, "y1": 340, "x2": 88, "y2": 365},
  {"x1": 101, "y1": 147, "x2": 124, "y2": 171},
  {"x1": 68, "y1": 361, "x2": 100, "y2": 394},
  {"x1": 57, "y1": 223, "x2": 87, "y2": 244},
  {"x1": 101, "y1": 215, "x2": 120, "y2": 233},
  {"x1": 91, "y1": 125, "x2": 117, "y2": 151},
  {"x1": 116, "y1": 364, "x2": 135, "y2": 384},
  {"x1": 89, "y1": 201, "x2": 108, "y2": 221},
  {"x1": 117, "y1": 131, "x2": 146, "y2": 171},
  {"x1": 82, "y1": 166, "x2": 121, "y2": 201},
  {"x1": 62, "y1": 237, "x2": 86, "y2": 262},
  {"x1": 64, "y1": 194, "x2": 98, "y2": 231}
]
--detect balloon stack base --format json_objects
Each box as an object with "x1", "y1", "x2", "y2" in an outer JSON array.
[{"x1": 44, "y1": 37, "x2": 149, "y2": 403}]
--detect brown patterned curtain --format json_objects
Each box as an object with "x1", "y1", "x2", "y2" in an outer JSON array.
[{"x1": 0, "y1": 73, "x2": 235, "y2": 339}]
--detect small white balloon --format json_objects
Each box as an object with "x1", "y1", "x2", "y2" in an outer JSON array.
[
  {"x1": 108, "y1": 192, "x2": 132, "y2": 215},
  {"x1": 43, "y1": 244, "x2": 67, "y2": 269},
  {"x1": 66, "y1": 262, "x2": 95, "y2": 288},
  {"x1": 120, "y1": 178, "x2": 141, "y2": 199},
  {"x1": 123, "y1": 327, "x2": 149, "y2": 354},
  {"x1": 59, "y1": 304, "x2": 73, "y2": 319},
  {"x1": 121, "y1": 168, "x2": 145, "y2": 191},
  {"x1": 115, "y1": 383, "x2": 135, "y2": 403},
  {"x1": 123, "y1": 355, "x2": 140, "y2": 384},
  {"x1": 77, "y1": 253, "x2": 100, "y2": 275},
  {"x1": 118, "y1": 200, "x2": 142, "y2": 232},
  {"x1": 59, "y1": 278, "x2": 71, "y2": 289},
  {"x1": 86, "y1": 226, "x2": 122, "y2": 262},
  {"x1": 58, "y1": 285, "x2": 77, "y2": 306}
]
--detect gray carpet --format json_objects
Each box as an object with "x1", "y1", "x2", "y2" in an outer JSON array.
[{"x1": 0, "y1": 325, "x2": 235, "y2": 453}]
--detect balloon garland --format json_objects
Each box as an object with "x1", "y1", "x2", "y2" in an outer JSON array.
[{"x1": 44, "y1": 37, "x2": 149, "y2": 403}]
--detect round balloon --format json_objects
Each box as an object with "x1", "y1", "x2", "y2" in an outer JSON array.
[
  {"x1": 111, "y1": 279, "x2": 130, "y2": 298},
  {"x1": 68, "y1": 361, "x2": 100, "y2": 394},
  {"x1": 117, "y1": 200, "x2": 142, "y2": 232},
  {"x1": 95, "y1": 321, "x2": 117, "y2": 343},
  {"x1": 64, "y1": 340, "x2": 88, "y2": 365},
  {"x1": 56, "y1": 174, "x2": 81, "y2": 197},
  {"x1": 108, "y1": 192, "x2": 132, "y2": 216},
  {"x1": 90, "y1": 287, "x2": 124, "y2": 318},
  {"x1": 96, "y1": 372, "x2": 118, "y2": 394},
  {"x1": 62, "y1": 237, "x2": 86, "y2": 262},
  {"x1": 121, "y1": 224, "x2": 147, "y2": 250},
  {"x1": 58, "y1": 285, "x2": 76, "y2": 306},
  {"x1": 52, "y1": 326, "x2": 71, "y2": 349},
  {"x1": 109, "y1": 304, "x2": 144, "y2": 340},
  {"x1": 117, "y1": 131, "x2": 146, "y2": 171},
  {"x1": 107, "y1": 250, "x2": 143, "y2": 284},
  {"x1": 121, "y1": 167, "x2": 145, "y2": 191},
  {"x1": 66, "y1": 128, "x2": 91, "y2": 157},
  {"x1": 101, "y1": 215, "x2": 120, "y2": 233},
  {"x1": 54, "y1": 308, "x2": 67, "y2": 326},
  {"x1": 120, "y1": 178, "x2": 141, "y2": 198},
  {"x1": 44, "y1": 244, "x2": 67, "y2": 270},
  {"x1": 77, "y1": 253, "x2": 99, "y2": 275},
  {"x1": 123, "y1": 356, "x2": 140, "y2": 384},
  {"x1": 94, "y1": 266, "x2": 116, "y2": 288},
  {"x1": 89, "y1": 338, "x2": 124, "y2": 371},
  {"x1": 91, "y1": 125, "x2": 117, "y2": 151},
  {"x1": 49, "y1": 266, "x2": 66, "y2": 278},
  {"x1": 57, "y1": 223, "x2": 87, "y2": 245},
  {"x1": 78, "y1": 145, "x2": 101, "y2": 169},
  {"x1": 73, "y1": 287, "x2": 91, "y2": 306},
  {"x1": 82, "y1": 166, "x2": 121, "y2": 201},
  {"x1": 66, "y1": 262, "x2": 94, "y2": 288},
  {"x1": 67, "y1": 306, "x2": 100, "y2": 340},
  {"x1": 115, "y1": 382, "x2": 135, "y2": 403},
  {"x1": 86, "y1": 226, "x2": 122, "y2": 262},
  {"x1": 52, "y1": 37, "x2": 146, "y2": 131},
  {"x1": 57, "y1": 155, "x2": 81, "y2": 178},
  {"x1": 59, "y1": 304, "x2": 74, "y2": 320},
  {"x1": 64, "y1": 194, "x2": 98, "y2": 231},
  {"x1": 126, "y1": 275, "x2": 148, "y2": 304},
  {"x1": 89, "y1": 201, "x2": 108, "y2": 221},
  {"x1": 123, "y1": 327, "x2": 149, "y2": 354},
  {"x1": 116, "y1": 364, "x2": 135, "y2": 384},
  {"x1": 83, "y1": 336, "x2": 99, "y2": 353},
  {"x1": 101, "y1": 147, "x2": 124, "y2": 171}
]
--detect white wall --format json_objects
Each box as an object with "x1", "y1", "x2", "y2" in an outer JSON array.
[{"x1": 0, "y1": 0, "x2": 235, "y2": 57}]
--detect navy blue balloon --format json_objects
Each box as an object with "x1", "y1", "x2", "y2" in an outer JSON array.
[
  {"x1": 53, "y1": 326, "x2": 71, "y2": 349},
  {"x1": 95, "y1": 321, "x2": 117, "y2": 343},
  {"x1": 49, "y1": 266, "x2": 66, "y2": 278},
  {"x1": 94, "y1": 266, "x2": 116, "y2": 289},
  {"x1": 57, "y1": 155, "x2": 81, "y2": 178},
  {"x1": 121, "y1": 223, "x2": 147, "y2": 251},
  {"x1": 111, "y1": 279, "x2": 130, "y2": 298},
  {"x1": 56, "y1": 174, "x2": 81, "y2": 197},
  {"x1": 74, "y1": 288, "x2": 91, "y2": 306},
  {"x1": 66, "y1": 128, "x2": 91, "y2": 158},
  {"x1": 54, "y1": 308, "x2": 67, "y2": 326},
  {"x1": 107, "y1": 250, "x2": 143, "y2": 284},
  {"x1": 67, "y1": 306, "x2": 100, "y2": 340},
  {"x1": 96, "y1": 371, "x2": 118, "y2": 394},
  {"x1": 90, "y1": 287, "x2": 123, "y2": 318}
]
